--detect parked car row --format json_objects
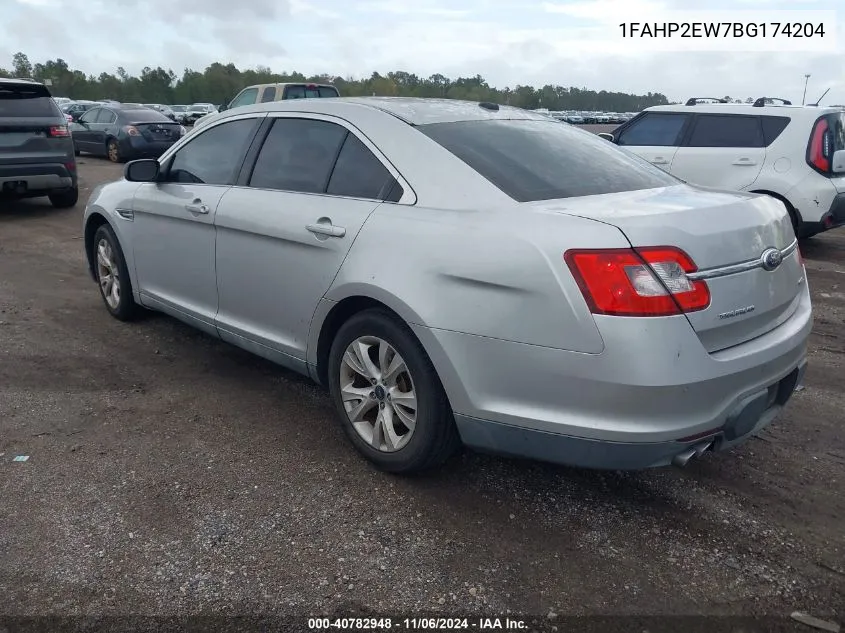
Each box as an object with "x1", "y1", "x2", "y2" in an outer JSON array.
[{"x1": 534, "y1": 109, "x2": 637, "y2": 124}]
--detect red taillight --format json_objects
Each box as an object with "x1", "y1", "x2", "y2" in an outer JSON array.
[
  {"x1": 808, "y1": 118, "x2": 831, "y2": 173},
  {"x1": 48, "y1": 125, "x2": 69, "y2": 137},
  {"x1": 124, "y1": 125, "x2": 141, "y2": 136},
  {"x1": 564, "y1": 247, "x2": 711, "y2": 317},
  {"x1": 65, "y1": 161, "x2": 76, "y2": 172}
]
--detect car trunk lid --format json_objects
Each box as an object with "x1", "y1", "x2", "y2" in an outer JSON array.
[
  {"x1": 533, "y1": 184, "x2": 804, "y2": 353},
  {"x1": 133, "y1": 121, "x2": 182, "y2": 142}
]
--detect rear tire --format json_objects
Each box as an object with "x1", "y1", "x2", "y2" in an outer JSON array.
[
  {"x1": 106, "y1": 138, "x2": 122, "y2": 163},
  {"x1": 92, "y1": 224, "x2": 139, "y2": 321},
  {"x1": 48, "y1": 187, "x2": 79, "y2": 208},
  {"x1": 327, "y1": 309, "x2": 460, "y2": 474}
]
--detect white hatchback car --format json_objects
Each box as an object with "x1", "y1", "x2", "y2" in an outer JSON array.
[{"x1": 600, "y1": 97, "x2": 845, "y2": 238}]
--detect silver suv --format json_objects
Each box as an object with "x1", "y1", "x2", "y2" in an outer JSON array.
[{"x1": 0, "y1": 78, "x2": 78, "y2": 208}]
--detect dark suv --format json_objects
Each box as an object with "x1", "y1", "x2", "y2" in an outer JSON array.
[{"x1": 0, "y1": 78, "x2": 78, "y2": 208}]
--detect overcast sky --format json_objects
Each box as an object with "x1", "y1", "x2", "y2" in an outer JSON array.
[{"x1": 1, "y1": 0, "x2": 842, "y2": 103}]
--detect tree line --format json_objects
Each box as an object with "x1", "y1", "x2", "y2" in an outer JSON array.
[{"x1": 1, "y1": 52, "x2": 671, "y2": 112}]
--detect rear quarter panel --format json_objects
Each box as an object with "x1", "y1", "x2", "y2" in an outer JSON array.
[{"x1": 323, "y1": 205, "x2": 631, "y2": 355}]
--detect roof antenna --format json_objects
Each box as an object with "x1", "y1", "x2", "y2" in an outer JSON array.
[{"x1": 808, "y1": 87, "x2": 830, "y2": 107}]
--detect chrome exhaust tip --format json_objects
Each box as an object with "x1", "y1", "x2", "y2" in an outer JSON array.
[{"x1": 672, "y1": 440, "x2": 714, "y2": 467}]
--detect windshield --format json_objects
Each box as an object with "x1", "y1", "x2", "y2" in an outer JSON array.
[
  {"x1": 417, "y1": 119, "x2": 679, "y2": 202},
  {"x1": 171, "y1": 106, "x2": 186, "y2": 112}
]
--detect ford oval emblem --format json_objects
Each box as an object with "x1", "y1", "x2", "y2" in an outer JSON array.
[{"x1": 760, "y1": 247, "x2": 783, "y2": 272}]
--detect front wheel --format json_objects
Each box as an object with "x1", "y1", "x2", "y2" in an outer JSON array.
[
  {"x1": 93, "y1": 224, "x2": 139, "y2": 321},
  {"x1": 327, "y1": 309, "x2": 460, "y2": 474}
]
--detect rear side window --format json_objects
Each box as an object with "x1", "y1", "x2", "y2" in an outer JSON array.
[
  {"x1": 0, "y1": 82, "x2": 61, "y2": 117},
  {"x1": 96, "y1": 109, "x2": 117, "y2": 124},
  {"x1": 418, "y1": 119, "x2": 679, "y2": 202},
  {"x1": 167, "y1": 118, "x2": 258, "y2": 185},
  {"x1": 260, "y1": 86, "x2": 276, "y2": 103},
  {"x1": 249, "y1": 118, "x2": 347, "y2": 193},
  {"x1": 327, "y1": 134, "x2": 400, "y2": 200},
  {"x1": 617, "y1": 113, "x2": 689, "y2": 146},
  {"x1": 283, "y1": 85, "x2": 340, "y2": 99},
  {"x1": 687, "y1": 114, "x2": 763, "y2": 148},
  {"x1": 761, "y1": 116, "x2": 790, "y2": 146}
]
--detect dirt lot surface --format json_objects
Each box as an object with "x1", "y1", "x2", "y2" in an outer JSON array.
[{"x1": 1, "y1": 158, "x2": 843, "y2": 629}]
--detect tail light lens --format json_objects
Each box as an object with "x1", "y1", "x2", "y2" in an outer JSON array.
[
  {"x1": 124, "y1": 125, "x2": 141, "y2": 137},
  {"x1": 807, "y1": 117, "x2": 832, "y2": 174},
  {"x1": 48, "y1": 125, "x2": 69, "y2": 137},
  {"x1": 564, "y1": 247, "x2": 711, "y2": 317}
]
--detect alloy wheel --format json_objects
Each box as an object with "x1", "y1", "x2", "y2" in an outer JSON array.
[
  {"x1": 339, "y1": 336, "x2": 417, "y2": 452},
  {"x1": 96, "y1": 238, "x2": 121, "y2": 309}
]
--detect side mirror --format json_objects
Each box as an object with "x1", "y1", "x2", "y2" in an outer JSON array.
[
  {"x1": 832, "y1": 149, "x2": 845, "y2": 174},
  {"x1": 124, "y1": 158, "x2": 160, "y2": 183},
  {"x1": 218, "y1": 103, "x2": 228, "y2": 112},
  {"x1": 597, "y1": 132, "x2": 615, "y2": 142}
]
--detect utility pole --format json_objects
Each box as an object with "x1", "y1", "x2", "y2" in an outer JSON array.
[{"x1": 802, "y1": 74, "x2": 811, "y2": 105}]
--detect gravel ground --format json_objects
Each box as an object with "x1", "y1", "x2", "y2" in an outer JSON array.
[{"x1": 0, "y1": 156, "x2": 843, "y2": 630}]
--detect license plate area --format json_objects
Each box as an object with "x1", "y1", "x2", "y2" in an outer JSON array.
[{"x1": 0, "y1": 132, "x2": 43, "y2": 147}]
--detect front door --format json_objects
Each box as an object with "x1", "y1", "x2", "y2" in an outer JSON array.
[{"x1": 130, "y1": 116, "x2": 263, "y2": 334}]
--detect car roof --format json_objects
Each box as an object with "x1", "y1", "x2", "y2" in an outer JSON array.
[
  {"x1": 215, "y1": 97, "x2": 551, "y2": 126},
  {"x1": 646, "y1": 103, "x2": 841, "y2": 117}
]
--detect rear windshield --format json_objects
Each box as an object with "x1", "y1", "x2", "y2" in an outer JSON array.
[
  {"x1": 0, "y1": 83, "x2": 61, "y2": 117},
  {"x1": 283, "y1": 85, "x2": 339, "y2": 99},
  {"x1": 418, "y1": 119, "x2": 679, "y2": 202},
  {"x1": 122, "y1": 109, "x2": 172, "y2": 122}
]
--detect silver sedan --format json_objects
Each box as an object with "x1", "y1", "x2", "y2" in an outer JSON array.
[{"x1": 82, "y1": 97, "x2": 811, "y2": 473}]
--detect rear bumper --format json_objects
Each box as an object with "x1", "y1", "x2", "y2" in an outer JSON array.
[
  {"x1": 801, "y1": 192, "x2": 845, "y2": 236},
  {"x1": 412, "y1": 281, "x2": 812, "y2": 469},
  {"x1": 0, "y1": 162, "x2": 76, "y2": 194},
  {"x1": 455, "y1": 361, "x2": 806, "y2": 469}
]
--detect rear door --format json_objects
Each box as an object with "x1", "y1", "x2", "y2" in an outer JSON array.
[
  {"x1": 669, "y1": 114, "x2": 766, "y2": 190},
  {"x1": 615, "y1": 112, "x2": 689, "y2": 170},
  {"x1": 213, "y1": 114, "x2": 400, "y2": 361},
  {"x1": 0, "y1": 81, "x2": 69, "y2": 170},
  {"x1": 90, "y1": 108, "x2": 117, "y2": 149}
]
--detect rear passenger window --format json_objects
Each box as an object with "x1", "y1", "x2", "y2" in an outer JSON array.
[
  {"x1": 249, "y1": 118, "x2": 347, "y2": 193},
  {"x1": 260, "y1": 86, "x2": 276, "y2": 103},
  {"x1": 617, "y1": 113, "x2": 689, "y2": 146},
  {"x1": 327, "y1": 134, "x2": 399, "y2": 200},
  {"x1": 761, "y1": 116, "x2": 790, "y2": 146},
  {"x1": 687, "y1": 115, "x2": 763, "y2": 148},
  {"x1": 96, "y1": 109, "x2": 117, "y2": 124}
]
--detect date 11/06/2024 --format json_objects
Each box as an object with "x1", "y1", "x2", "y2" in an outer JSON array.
[
  {"x1": 619, "y1": 22, "x2": 826, "y2": 38},
  {"x1": 307, "y1": 617, "x2": 528, "y2": 630}
]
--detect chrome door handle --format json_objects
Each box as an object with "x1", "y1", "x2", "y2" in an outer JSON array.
[
  {"x1": 732, "y1": 158, "x2": 758, "y2": 165},
  {"x1": 185, "y1": 200, "x2": 209, "y2": 214},
  {"x1": 306, "y1": 223, "x2": 346, "y2": 238},
  {"x1": 650, "y1": 157, "x2": 669, "y2": 165}
]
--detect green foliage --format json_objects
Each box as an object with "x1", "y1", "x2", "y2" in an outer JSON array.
[{"x1": 0, "y1": 52, "x2": 669, "y2": 111}]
